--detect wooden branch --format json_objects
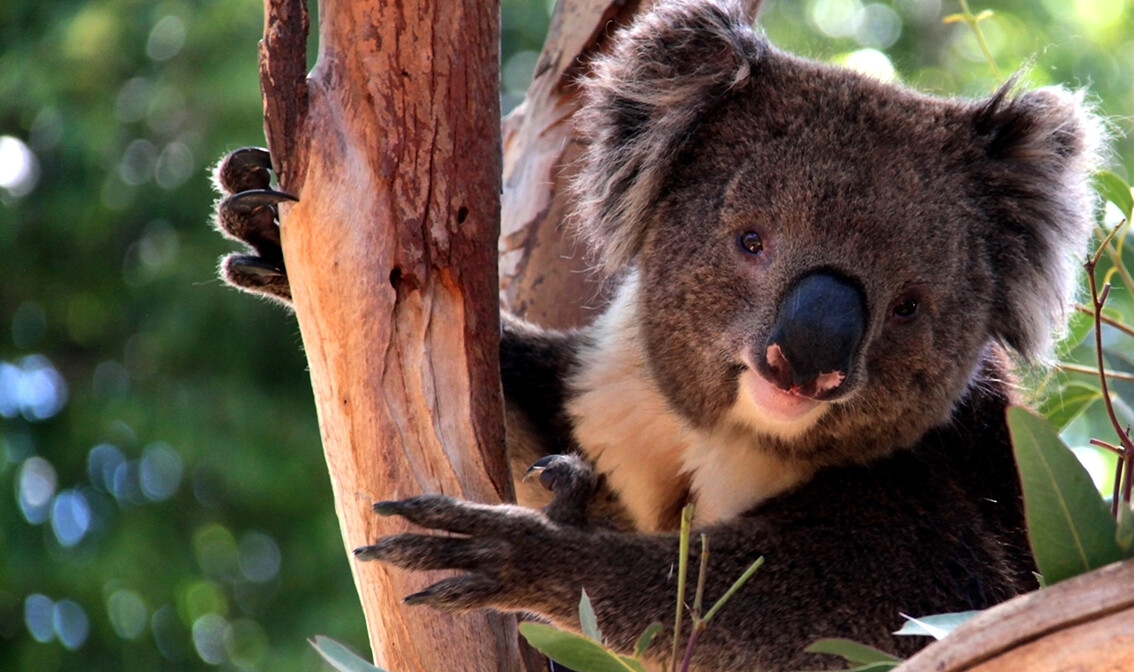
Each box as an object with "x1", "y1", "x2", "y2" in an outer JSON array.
[
  {"x1": 895, "y1": 558, "x2": 1134, "y2": 672},
  {"x1": 257, "y1": 0, "x2": 525, "y2": 669}
]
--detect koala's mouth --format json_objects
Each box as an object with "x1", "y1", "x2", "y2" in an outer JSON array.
[
  {"x1": 732, "y1": 361, "x2": 829, "y2": 438},
  {"x1": 742, "y1": 369, "x2": 821, "y2": 422}
]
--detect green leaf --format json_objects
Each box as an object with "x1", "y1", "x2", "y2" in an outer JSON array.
[
  {"x1": 1118, "y1": 505, "x2": 1134, "y2": 557},
  {"x1": 1095, "y1": 170, "x2": 1134, "y2": 222},
  {"x1": 310, "y1": 636, "x2": 390, "y2": 672},
  {"x1": 634, "y1": 622, "x2": 663, "y2": 659},
  {"x1": 1056, "y1": 307, "x2": 1094, "y2": 357},
  {"x1": 804, "y1": 638, "x2": 901, "y2": 664},
  {"x1": 520, "y1": 623, "x2": 644, "y2": 672},
  {"x1": 1008, "y1": 407, "x2": 1123, "y2": 584},
  {"x1": 579, "y1": 590, "x2": 603, "y2": 643},
  {"x1": 893, "y1": 611, "x2": 981, "y2": 640},
  {"x1": 1037, "y1": 381, "x2": 1101, "y2": 431}
]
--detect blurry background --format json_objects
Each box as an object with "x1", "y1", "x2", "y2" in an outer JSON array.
[{"x1": 1, "y1": 0, "x2": 1131, "y2": 670}]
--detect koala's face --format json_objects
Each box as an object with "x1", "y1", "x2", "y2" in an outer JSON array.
[
  {"x1": 577, "y1": 6, "x2": 1099, "y2": 464},
  {"x1": 627, "y1": 57, "x2": 1095, "y2": 464},
  {"x1": 638, "y1": 97, "x2": 982, "y2": 460}
]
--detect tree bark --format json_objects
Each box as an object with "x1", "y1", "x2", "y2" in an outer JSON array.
[
  {"x1": 258, "y1": 0, "x2": 523, "y2": 669},
  {"x1": 895, "y1": 558, "x2": 1134, "y2": 672}
]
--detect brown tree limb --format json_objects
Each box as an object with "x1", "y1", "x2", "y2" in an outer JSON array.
[
  {"x1": 895, "y1": 559, "x2": 1134, "y2": 672},
  {"x1": 258, "y1": 0, "x2": 522, "y2": 668}
]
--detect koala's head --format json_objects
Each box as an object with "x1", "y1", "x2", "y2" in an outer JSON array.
[{"x1": 574, "y1": 0, "x2": 1103, "y2": 464}]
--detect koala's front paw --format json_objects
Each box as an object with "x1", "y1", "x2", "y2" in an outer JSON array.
[
  {"x1": 355, "y1": 495, "x2": 586, "y2": 616},
  {"x1": 212, "y1": 147, "x2": 296, "y2": 305},
  {"x1": 525, "y1": 454, "x2": 598, "y2": 527}
]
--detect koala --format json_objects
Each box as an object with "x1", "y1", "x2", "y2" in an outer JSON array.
[{"x1": 211, "y1": 0, "x2": 1103, "y2": 669}]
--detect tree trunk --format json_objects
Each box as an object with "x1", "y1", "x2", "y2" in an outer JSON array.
[{"x1": 257, "y1": 0, "x2": 522, "y2": 669}]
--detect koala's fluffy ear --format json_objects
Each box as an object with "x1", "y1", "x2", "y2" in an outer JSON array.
[
  {"x1": 574, "y1": 0, "x2": 762, "y2": 271},
  {"x1": 968, "y1": 84, "x2": 1105, "y2": 361}
]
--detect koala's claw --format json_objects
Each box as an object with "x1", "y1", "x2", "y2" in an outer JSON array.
[
  {"x1": 402, "y1": 575, "x2": 504, "y2": 611},
  {"x1": 525, "y1": 454, "x2": 598, "y2": 527},
  {"x1": 212, "y1": 146, "x2": 295, "y2": 304},
  {"x1": 215, "y1": 147, "x2": 273, "y2": 193},
  {"x1": 370, "y1": 495, "x2": 546, "y2": 536}
]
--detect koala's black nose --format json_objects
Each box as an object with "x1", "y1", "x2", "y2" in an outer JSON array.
[{"x1": 763, "y1": 272, "x2": 867, "y2": 399}]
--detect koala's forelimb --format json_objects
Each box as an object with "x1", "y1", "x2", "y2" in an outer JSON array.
[{"x1": 212, "y1": 147, "x2": 295, "y2": 304}]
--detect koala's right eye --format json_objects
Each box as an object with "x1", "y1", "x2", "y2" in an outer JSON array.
[{"x1": 738, "y1": 231, "x2": 764, "y2": 256}]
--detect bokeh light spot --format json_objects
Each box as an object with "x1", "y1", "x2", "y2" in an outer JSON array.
[
  {"x1": 24, "y1": 594, "x2": 54, "y2": 643},
  {"x1": 238, "y1": 532, "x2": 281, "y2": 583},
  {"x1": 107, "y1": 590, "x2": 148, "y2": 640},
  {"x1": 18, "y1": 456, "x2": 57, "y2": 524},
  {"x1": 839, "y1": 48, "x2": 898, "y2": 82},
  {"x1": 192, "y1": 613, "x2": 229, "y2": 665},
  {"x1": 140, "y1": 442, "x2": 183, "y2": 502},
  {"x1": 87, "y1": 443, "x2": 125, "y2": 492},
  {"x1": 52, "y1": 599, "x2": 89, "y2": 650},
  {"x1": 51, "y1": 489, "x2": 92, "y2": 547},
  {"x1": 194, "y1": 524, "x2": 239, "y2": 580},
  {"x1": 0, "y1": 135, "x2": 40, "y2": 199},
  {"x1": 147, "y1": 16, "x2": 187, "y2": 62}
]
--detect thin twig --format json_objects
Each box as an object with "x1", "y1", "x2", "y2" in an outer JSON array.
[
  {"x1": 1090, "y1": 438, "x2": 1125, "y2": 456},
  {"x1": 1058, "y1": 364, "x2": 1134, "y2": 383},
  {"x1": 954, "y1": 0, "x2": 1002, "y2": 81},
  {"x1": 671, "y1": 506, "x2": 694, "y2": 672},
  {"x1": 1074, "y1": 304, "x2": 1134, "y2": 339},
  {"x1": 702, "y1": 557, "x2": 765, "y2": 624},
  {"x1": 1084, "y1": 226, "x2": 1134, "y2": 515},
  {"x1": 1114, "y1": 457, "x2": 1124, "y2": 519},
  {"x1": 694, "y1": 535, "x2": 709, "y2": 618}
]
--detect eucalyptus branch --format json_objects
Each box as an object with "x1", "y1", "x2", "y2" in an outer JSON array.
[
  {"x1": 1094, "y1": 222, "x2": 1134, "y2": 293},
  {"x1": 1084, "y1": 223, "x2": 1134, "y2": 517},
  {"x1": 1057, "y1": 363, "x2": 1134, "y2": 384},
  {"x1": 1075, "y1": 304, "x2": 1134, "y2": 339},
  {"x1": 1090, "y1": 438, "x2": 1125, "y2": 456}
]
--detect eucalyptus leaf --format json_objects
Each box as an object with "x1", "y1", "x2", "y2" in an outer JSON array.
[
  {"x1": 804, "y1": 638, "x2": 901, "y2": 664},
  {"x1": 1116, "y1": 504, "x2": 1134, "y2": 557},
  {"x1": 1008, "y1": 407, "x2": 1123, "y2": 584},
  {"x1": 1095, "y1": 170, "x2": 1134, "y2": 222},
  {"x1": 1056, "y1": 308, "x2": 1094, "y2": 358},
  {"x1": 634, "y1": 622, "x2": 664, "y2": 658},
  {"x1": 845, "y1": 664, "x2": 901, "y2": 672},
  {"x1": 894, "y1": 611, "x2": 981, "y2": 640},
  {"x1": 1037, "y1": 381, "x2": 1101, "y2": 431},
  {"x1": 521, "y1": 623, "x2": 645, "y2": 672},
  {"x1": 310, "y1": 636, "x2": 390, "y2": 672},
  {"x1": 579, "y1": 590, "x2": 603, "y2": 643}
]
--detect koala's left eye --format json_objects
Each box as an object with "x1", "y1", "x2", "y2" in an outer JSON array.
[
  {"x1": 891, "y1": 296, "x2": 920, "y2": 323},
  {"x1": 738, "y1": 231, "x2": 764, "y2": 255}
]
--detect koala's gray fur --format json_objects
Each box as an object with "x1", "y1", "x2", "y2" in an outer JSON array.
[{"x1": 211, "y1": 0, "x2": 1104, "y2": 668}]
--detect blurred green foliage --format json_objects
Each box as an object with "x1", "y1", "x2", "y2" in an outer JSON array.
[{"x1": 0, "y1": 1, "x2": 1131, "y2": 671}]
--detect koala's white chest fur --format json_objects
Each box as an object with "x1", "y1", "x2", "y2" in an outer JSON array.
[{"x1": 567, "y1": 274, "x2": 810, "y2": 531}]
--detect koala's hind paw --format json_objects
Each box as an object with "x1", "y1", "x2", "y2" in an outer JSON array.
[
  {"x1": 525, "y1": 454, "x2": 598, "y2": 527},
  {"x1": 212, "y1": 147, "x2": 296, "y2": 305}
]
